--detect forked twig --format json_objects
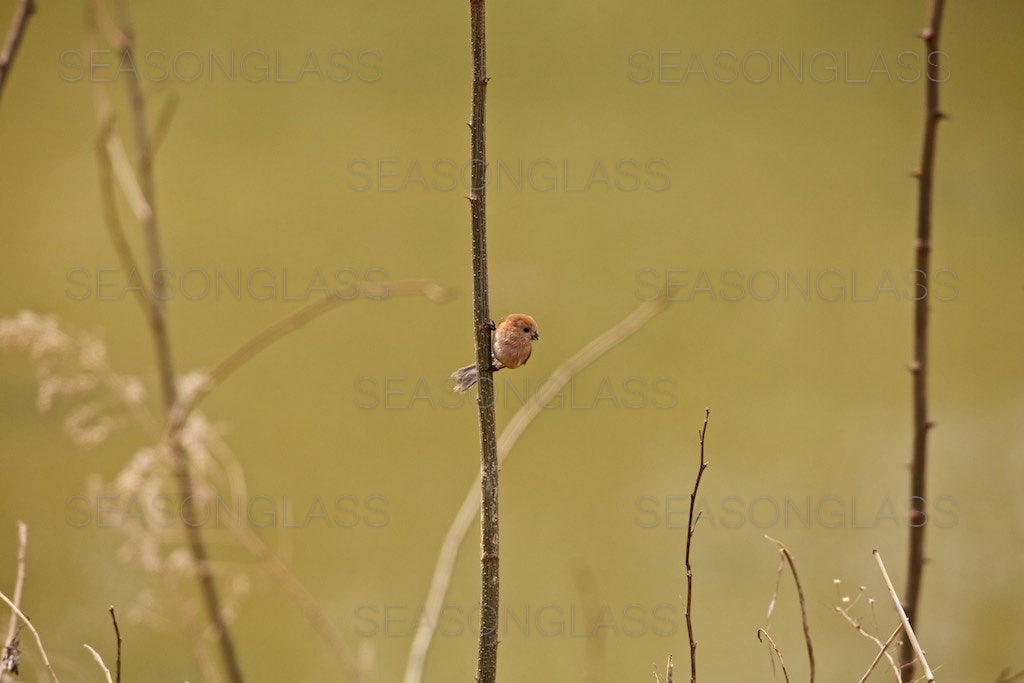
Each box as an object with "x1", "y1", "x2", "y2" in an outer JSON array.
[
  {"x1": 758, "y1": 628, "x2": 791, "y2": 683},
  {"x1": 835, "y1": 600, "x2": 902, "y2": 681},
  {"x1": 856, "y1": 625, "x2": 903, "y2": 683}
]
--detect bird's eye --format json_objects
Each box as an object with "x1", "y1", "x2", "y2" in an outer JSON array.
[{"x1": 523, "y1": 327, "x2": 531, "y2": 333}]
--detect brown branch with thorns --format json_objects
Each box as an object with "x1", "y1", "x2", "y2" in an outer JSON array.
[{"x1": 903, "y1": 1, "x2": 947, "y2": 678}]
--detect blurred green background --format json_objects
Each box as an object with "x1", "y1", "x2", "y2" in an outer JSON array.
[{"x1": 1, "y1": 1, "x2": 1022, "y2": 681}]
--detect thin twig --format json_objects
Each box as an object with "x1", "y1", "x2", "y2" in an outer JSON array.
[
  {"x1": 835, "y1": 604, "x2": 902, "y2": 681},
  {"x1": 904, "y1": 0, "x2": 947, "y2": 678},
  {"x1": 165, "y1": 280, "x2": 450, "y2": 433},
  {"x1": 109, "y1": 607, "x2": 122, "y2": 683},
  {"x1": 84, "y1": 644, "x2": 114, "y2": 683},
  {"x1": 101, "y1": 120, "x2": 155, "y2": 224},
  {"x1": 208, "y1": 281, "x2": 448, "y2": 388},
  {"x1": 85, "y1": 2, "x2": 147, "y2": 320},
  {"x1": 683, "y1": 409, "x2": 710, "y2": 683},
  {"x1": 467, "y1": 0, "x2": 498, "y2": 680},
  {"x1": 764, "y1": 536, "x2": 814, "y2": 682},
  {"x1": 875, "y1": 550, "x2": 935, "y2": 682},
  {"x1": 995, "y1": 669, "x2": 1024, "y2": 683},
  {"x1": 757, "y1": 628, "x2": 791, "y2": 683},
  {"x1": 0, "y1": 0, "x2": 35, "y2": 105},
  {"x1": 855, "y1": 625, "x2": 903, "y2": 683},
  {"x1": 115, "y1": 0, "x2": 174, "y2": 408},
  {"x1": 3, "y1": 522, "x2": 27, "y2": 647},
  {"x1": 151, "y1": 92, "x2": 179, "y2": 154},
  {"x1": 0, "y1": 590, "x2": 59, "y2": 683},
  {"x1": 402, "y1": 298, "x2": 668, "y2": 683},
  {"x1": 91, "y1": 116, "x2": 150, "y2": 317}
]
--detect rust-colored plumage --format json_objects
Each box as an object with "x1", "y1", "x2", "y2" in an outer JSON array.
[{"x1": 450, "y1": 313, "x2": 540, "y2": 392}]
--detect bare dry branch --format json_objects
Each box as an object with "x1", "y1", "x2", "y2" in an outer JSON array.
[
  {"x1": 109, "y1": 607, "x2": 122, "y2": 683},
  {"x1": 903, "y1": 0, "x2": 947, "y2": 677},
  {"x1": 757, "y1": 628, "x2": 791, "y2": 683},
  {"x1": 0, "y1": 590, "x2": 59, "y2": 683},
  {"x1": 855, "y1": 625, "x2": 902, "y2": 683},
  {"x1": 835, "y1": 602, "x2": 901, "y2": 681},
  {"x1": 683, "y1": 409, "x2": 710, "y2": 683}
]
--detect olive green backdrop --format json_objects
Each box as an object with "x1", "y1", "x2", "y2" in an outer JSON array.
[{"x1": 1, "y1": 1, "x2": 1022, "y2": 681}]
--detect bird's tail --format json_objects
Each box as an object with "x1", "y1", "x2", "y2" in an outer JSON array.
[{"x1": 450, "y1": 364, "x2": 479, "y2": 393}]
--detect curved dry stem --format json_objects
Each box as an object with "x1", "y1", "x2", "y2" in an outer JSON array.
[
  {"x1": 402, "y1": 298, "x2": 668, "y2": 683},
  {"x1": 0, "y1": 590, "x2": 60, "y2": 683},
  {"x1": 84, "y1": 644, "x2": 114, "y2": 683},
  {"x1": 166, "y1": 280, "x2": 451, "y2": 435},
  {"x1": 757, "y1": 628, "x2": 791, "y2": 683},
  {"x1": 764, "y1": 536, "x2": 814, "y2": 682}
]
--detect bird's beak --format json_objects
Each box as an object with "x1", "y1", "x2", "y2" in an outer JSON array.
[{"x1": 531, "y1": 331, "x2": 540, "y2": 341}]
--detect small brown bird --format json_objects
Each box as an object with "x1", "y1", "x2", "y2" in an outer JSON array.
[{"x1": 450, "y1": 313, "x2": 540, "y2": 392}]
